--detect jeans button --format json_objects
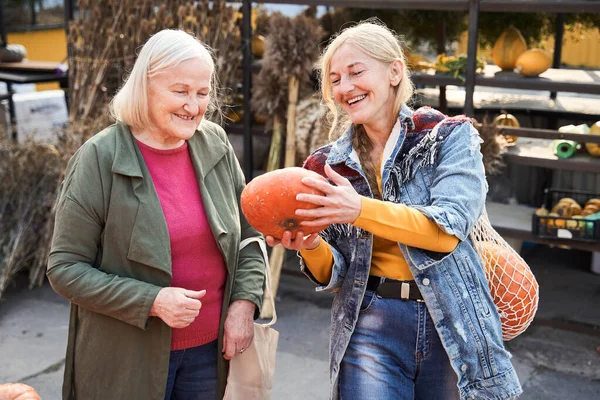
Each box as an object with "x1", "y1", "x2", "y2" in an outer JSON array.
[
  {"x1": 422, "y1": 278, "x2": 430, "y2": 286},
  {"x1": 461, "y1": 364, "x2": 467, "y2": 372}
]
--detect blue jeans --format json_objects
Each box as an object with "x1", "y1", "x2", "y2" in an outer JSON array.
[
  {"x1": 339, "y1": 290, "x2": 459, "y2": 400},
  {"x1": 164, "y1": 340, "x2": 218, "y2": 400}
]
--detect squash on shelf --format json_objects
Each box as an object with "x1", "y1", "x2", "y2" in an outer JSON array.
[
  {"x1": 515, "y1": 49, "x2": 552, "y2": 77},
  {"x1": 492, "y1": 26, "x2": 528, "y2": 71},
  {"x1": 493, "y1": 112, "x2": 520, "y2": 145},
  {"x1": 251, "y1": 35, "x2": 265, "y2": 58},
  {"x1": 585, "y1": 121, "x2": 600, "y2": 157}
]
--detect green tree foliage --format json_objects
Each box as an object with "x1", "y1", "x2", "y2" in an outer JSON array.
[
  {"x1": 320, "y1": 8, "x2": 468, "y2": 53},
  {"x1": 478, "y1": 12, "x2": 552, "y2": 48},
  {"x1": 478, "y1": 12, "x2": 600, "y2": 49}
]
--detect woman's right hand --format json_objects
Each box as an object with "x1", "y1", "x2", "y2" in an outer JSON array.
[
  {"x1": 149, "y1": 288, "x2": 206, "y2": 328},
  {"x1": 266, "y1": 231, "x2": 321, "y2": 251}
]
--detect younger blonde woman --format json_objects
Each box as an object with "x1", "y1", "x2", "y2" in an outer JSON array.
[{"x1": 268, "y1": 22, "x2": 522, "y2": 400}]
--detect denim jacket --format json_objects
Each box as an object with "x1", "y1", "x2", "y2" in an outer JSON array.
[{"x1": 300, "y1": 106, "x2": 522, "y2": 400}]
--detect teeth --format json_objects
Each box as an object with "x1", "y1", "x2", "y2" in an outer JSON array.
[
  {"x1": 176, "y1": 114, "x2": 193, "y2": 120},
  {"x1": 348, "y1": 95, "x2": 366, "y2": 105}
]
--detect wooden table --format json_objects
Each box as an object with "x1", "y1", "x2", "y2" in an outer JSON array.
[{"x1": 0, "y1": 61, "x2": 68, "y2": 140}]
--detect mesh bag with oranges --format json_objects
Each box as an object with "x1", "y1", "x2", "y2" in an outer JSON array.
[{"x1": 470, "y1": 208, "x2": 539, "y2": 341}]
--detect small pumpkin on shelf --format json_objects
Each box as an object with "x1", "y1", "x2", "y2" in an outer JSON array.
[
  {"x1": 251, "y1": 35, "x2": 265, "y2": 58},
  {"x1": 585, "y1": 121, "x2": 600, "y2": 157},
  {"x1": 492, "y1": 26, "x2": 528, "y2": 71},
  {"x1": 493, "y1": 112, "x2": 520, "y2": 145},
  {"x1": 515, "y1": 49, "x2": 552, "y2": 77}
]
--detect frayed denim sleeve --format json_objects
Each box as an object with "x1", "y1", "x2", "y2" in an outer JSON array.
[
  {"x1": 298, "y1": 244, "x2": 346, "y2": 292},
  {"x1": 412, "y1": 122, "x2": 488, "y2": 242}
]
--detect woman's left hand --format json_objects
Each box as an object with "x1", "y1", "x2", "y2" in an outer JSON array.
[
  {"x1": 297, "y1": 164, "x2": 362, "y2": 226},
  {"x1": 222, "y1": 299, "x2": 256, "y2": 360}
]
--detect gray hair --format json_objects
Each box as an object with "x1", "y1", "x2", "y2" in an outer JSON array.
[{"x1": 111, "y1": 29, "x2": 218, "y2": 130}]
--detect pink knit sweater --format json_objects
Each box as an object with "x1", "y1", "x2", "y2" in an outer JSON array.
[{"x1": 137, "y1": 139, "x2": 226, "y2": 350}]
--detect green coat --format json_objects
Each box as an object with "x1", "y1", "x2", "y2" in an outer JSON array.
[{"x1": 47, "y1": 120, "x2": 266, "y2": 400}]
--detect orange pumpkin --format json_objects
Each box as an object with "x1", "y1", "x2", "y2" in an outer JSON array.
[
  {"x1": 479, "y1": 242, "x2": 539, "y2": 341},
  {"x1": 493, "y1": 113, "x2": 520, "y2": 145},
  {"x1": 492, "y1": 26, "x2": 528, "y2": 70},
  {"x1": 0, "y1": 383, "x2": 41, "y2": 400},
  {"x1": 241, "y1": 167, "x2": 330, "y2": 239}
]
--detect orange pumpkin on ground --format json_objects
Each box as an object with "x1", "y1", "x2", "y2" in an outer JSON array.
[
  {"x1": 479, "y1": 242, "x2": 539, "y2": 341},
  {"x1": 0, "y1": 383, "x2": 41, "y2": 400},
  {"x1": 241, "y1": 167, "x2": 330, "y2": 239}
]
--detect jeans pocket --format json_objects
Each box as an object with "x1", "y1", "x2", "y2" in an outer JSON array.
[{"x1": 359, "y1": 290, "x2": 377, "y2": 314}]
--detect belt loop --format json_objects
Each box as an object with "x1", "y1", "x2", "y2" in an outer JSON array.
[{"x1": 400, "y1": 282, "x2": 410, "y2": 299}]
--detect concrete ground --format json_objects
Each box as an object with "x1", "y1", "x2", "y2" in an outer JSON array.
[{"x1": 1, "y1": 245, "x2": 599, "y2": 399}]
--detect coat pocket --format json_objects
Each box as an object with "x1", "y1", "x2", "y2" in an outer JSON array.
[{"x1": 456, "y1": 256, "x2": 491, "y2": 318}]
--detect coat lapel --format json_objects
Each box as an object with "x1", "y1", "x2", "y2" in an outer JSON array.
[
  {"x1": 187, "y1": 124, "x2": 234, "y2": 268},
  {"x1": 112, "y1": 122, "x2": 172, "y2": 277}
]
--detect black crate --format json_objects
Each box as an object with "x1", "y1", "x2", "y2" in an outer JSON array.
[{"x1": 531, "y1": 188, "x2": 600, "y2": 242}]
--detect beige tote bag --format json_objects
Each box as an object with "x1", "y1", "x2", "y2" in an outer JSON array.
[{"x1": 223, "y1": 238, "x2": 279, "y2": 400}]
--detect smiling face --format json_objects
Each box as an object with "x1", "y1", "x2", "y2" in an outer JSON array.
[
  {"x1": 146, "y1": 57, "x2": 212, "y2": 148},
  {"x1": 329, "y1": 43, "x2": 401, "y2": 133}
]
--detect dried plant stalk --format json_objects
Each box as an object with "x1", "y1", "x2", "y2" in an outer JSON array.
[
  {"x1": 68, "y1": 0, "x2": 242, "y2": 124},
  {"x1": 284, "y1": 76, "x2": 300, "y2": 168},
  {"x1": 266, "y1": 117, "x2": 283, "y2": 172},
  {"x1": 476, "y1": 118, "x2": 509, "y2": 176},
  {"x1": 0, "y1": 138, "x2": 62, "y2": 297}
]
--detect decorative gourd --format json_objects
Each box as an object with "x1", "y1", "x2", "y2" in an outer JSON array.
[
  {"x1": 251, "y1": 35, "x2": 265, "y2": 58},
  {"x1": 241, "y1": 167, "x2": 330, "y2": 239},
  {"x1": 492, "y1": 26, "x2": 528, "y2": 70},
  {"x1": 480, "y1": 242, "x2": 539, "y2": 341},
  {"x1": 493, "y1": 113, "x2": 520, "y2": 145},
  {"x1": 515, "y1": 49, "x2": 552, "y2": 77},
  {"x1": 585, "y1": 121, "x2": 600, "y2": 157}
]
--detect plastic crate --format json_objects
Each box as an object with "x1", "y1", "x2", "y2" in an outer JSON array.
[{"x1": 531, "y1": 188, "x2": 600, "y2": 242}]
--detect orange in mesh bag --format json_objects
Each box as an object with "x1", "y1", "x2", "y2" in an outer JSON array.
[{"x1": 470, "y1": 208, "x2": 539, "y2": 341}]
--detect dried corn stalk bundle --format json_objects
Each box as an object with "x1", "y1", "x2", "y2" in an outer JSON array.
[
  {"x1": 0, "y1": 135, "x2": 62, "y2": 297},
  {"x1": 475, "y1": 117, "x2": 509, "y2": 176},
  {"x1": 68, "y1": 0, "x2": 242, "y2": 124},
  {"x1": 295, "y1": 96, "x2": 329, "y2": 163}
]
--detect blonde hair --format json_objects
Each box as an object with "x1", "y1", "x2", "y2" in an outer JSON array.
[
  {"x1": 111, "y1": 29, "x2": 219, "y2": 131},
  {"x1": 317, "y1": 21, "x2": 414, "y2": 199},
  {"x1": 318, "y1": 21, "x2": 414, "y2": 140}
]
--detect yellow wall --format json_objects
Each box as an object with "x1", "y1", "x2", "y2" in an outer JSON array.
[
  {"x1": 7, "y1": 28, "x2": 67, "y2": 91},
  {"x1": 543, "y1": 27, "x2": 600, "y2": 69},
  {"x1": 456, "y1": 27, "x2": 600, "y2": 68}
]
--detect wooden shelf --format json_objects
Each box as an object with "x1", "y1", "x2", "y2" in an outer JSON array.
[
  {"x1": 504, "y1": 138, "x2": 600, "y2": 173},
  {"x1": 413, "y1": 66, "x2": 600, "y2": 96},
  {"x1": 498, "y1": 126, "x2": 600, "y2": 144},
  {"x1": 486, "y1": 202, "x2": 600, "y2": 252},
  {"x1": 412, "y1": 73, "x2": 463, "y2": 87},
  {"x1": 224, "y1": 122, "x2": 270, "y2": 137},
  {"x1": 255, "y1": 1, "x2": 600, "y2": 13}
]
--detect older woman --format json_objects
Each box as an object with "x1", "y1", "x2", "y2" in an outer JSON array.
[
  {"x1": 47, "y1": 29, "x2": 265, "y2": 400},
  {"x1": 268, "y1": 22, "x2": 522, "y2": 400}
]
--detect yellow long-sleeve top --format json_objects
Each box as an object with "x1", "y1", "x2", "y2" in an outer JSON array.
[{"x1": 300, "y1": 172, "x2": 459, "y2": 284}]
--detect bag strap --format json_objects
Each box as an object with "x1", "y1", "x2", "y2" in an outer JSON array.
[{"x1": 239, "y1": 237, "x2": 277, "y2": 326}]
